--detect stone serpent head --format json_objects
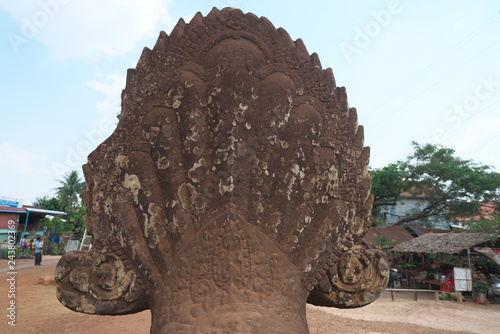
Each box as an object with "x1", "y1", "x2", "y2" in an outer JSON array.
[{"x1": 56, "y1": 8, "x2": 388, "y2": 333}]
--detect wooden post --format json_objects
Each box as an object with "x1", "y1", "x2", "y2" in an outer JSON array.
[{"x1": 456, "y1": 291, "x2": 463, "y2": 303}]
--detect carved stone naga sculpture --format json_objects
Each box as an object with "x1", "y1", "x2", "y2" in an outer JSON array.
[{"x1": 56, "y1": 7, "x2": 388, "y2": 334}]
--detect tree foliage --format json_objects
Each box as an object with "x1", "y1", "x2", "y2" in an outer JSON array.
[
  {"x1": 65, "y1": 203, "x2": 87, "y2": 239},
  {"x1": 35, "y1": 171, "x2": 87, "y2": 239},
  {"x1": 371, "y1": 164, "x2": 404, "y2": 207},
  {"x1": 55, "y1": 170, "x2": 86, "y2": 210},
  {"x1": 38, "y1": 202, "x2": 87, "y2": 240},
  {"x1": 40, "y1": 215, "x2": 74, "y2": 236},
  {"x1": 371, "y1": 142, "x2": 500, "y2": 226},
  {"x1": 466, "y1": 213, "x2": 500, "y2": 239},
  {"x1": 32, "y1": 195, "x2": 61, "y2": 211}
]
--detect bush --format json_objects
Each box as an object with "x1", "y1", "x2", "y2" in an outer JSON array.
[
  {"x1": 473, "y1": 272, "x2": 490, "y2": 294},
  {"x1": 438, "y1": 292, "x2": 465, "y2": 302},
  {"x1": 43, "y1": 241, "x2": 59, "y2": 255},
  {"x1": 1, "y1": 246, "x2": 20, "y2": 259},
  {"x1": 57, "y1": 242, "x2": 67, "y2": 254}
]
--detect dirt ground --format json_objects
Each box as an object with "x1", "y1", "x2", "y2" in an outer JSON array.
[{"x1": 1, "y1": 256, "x2": 499, "y2": 334}]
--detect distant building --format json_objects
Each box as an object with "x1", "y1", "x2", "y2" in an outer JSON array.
[
  {"x1": 451, "y1": 202, "x2": 498, "y2": 229},
  {"x1": 0, "y1": 199, "x2": 66, "y2": 243},
  {"x1": 379, "y1": 191, "x2": 450, "y2": 229}
]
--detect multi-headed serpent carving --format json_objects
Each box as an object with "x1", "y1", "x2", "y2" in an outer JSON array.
[{"x1": 56, "y1": 8, "x2": 388, "y2": 333}]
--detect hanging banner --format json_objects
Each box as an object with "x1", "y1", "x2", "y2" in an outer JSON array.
[{"x1": 473, "y1": 247, "x2": 500, "y2": 266}]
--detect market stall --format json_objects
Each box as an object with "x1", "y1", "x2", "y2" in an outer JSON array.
[{"x1": 392, "y1": 232, "x2": 496, "y2": 290}]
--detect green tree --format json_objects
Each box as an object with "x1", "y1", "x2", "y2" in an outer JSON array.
[
  {"x1": 371, "y1": 142, "x2": 500, "y2": 226},
  {"x1": 37, "y1": 202, "x2": 87, "y2": 240},
  {"x1": 40, "y1": 215, "x2": 74, "y2": 236},
  {"x1": 466, "y1": 213, "x2": 500, "y2": 240},
  {"x1": 371, "y1": 164, "x2": 404, "y2": 208},
  {"x1": 55, "y1": 170, "x2": 86, "y2": 210},
  {"x1": 32, "y1": 195, "x2": 61, "y2": 211},
  {"x1": 65, "y1": 203, "x2": 87, "y2": 239}
]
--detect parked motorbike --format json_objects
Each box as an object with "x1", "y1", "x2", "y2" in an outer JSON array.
[{"x1": 491, "y1": 279, "x2": 500, "y2": 303}]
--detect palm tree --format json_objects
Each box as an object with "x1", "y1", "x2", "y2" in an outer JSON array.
[{"x1": 55, "y1": 171, "x2": 86, "y2": 210}]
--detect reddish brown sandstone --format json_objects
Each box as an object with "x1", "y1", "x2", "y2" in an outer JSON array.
[{"x1": 56, "y1": 8, "x2": 388, "y2": 333}]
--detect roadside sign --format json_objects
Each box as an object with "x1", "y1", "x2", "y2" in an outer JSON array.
[
  {"x1": 454, "y1": 267, "x2": 472, "y2": 291},
  {"x1": 0, "y1": 196, "x2": 22, "y2": 208}
]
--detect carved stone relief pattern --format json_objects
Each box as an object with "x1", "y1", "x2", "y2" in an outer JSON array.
[{"x1": 56, "y1": 7, "x2": 388, "y2": 333}]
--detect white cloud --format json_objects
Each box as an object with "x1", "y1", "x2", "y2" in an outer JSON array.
[
  {"x1": 49, "y1": 73, "x2": 126, "y2": 178},
  {"x1": 456, "y1": 118, "x2": 500, "y2": 151},
  {"x1": 0, "y1": 143, "x2": 50, "y2": 175},
  {"x1": 86, "y1": 72, "x2": 125, "y2": 122},
  {"x1": 0, "y1": 142, "x2": 54, "y2": 204},
  {"x1": 2, "y1": 0, "x2": 175, "y2": 61}
]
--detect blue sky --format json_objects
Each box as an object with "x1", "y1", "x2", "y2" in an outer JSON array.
[{"x1": 1, "y1": 0, "x2": 499, "y2": 205}]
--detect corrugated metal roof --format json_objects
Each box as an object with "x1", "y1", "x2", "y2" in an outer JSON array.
[
  {"x1": 362, "y1": 226, "x2": 414, "y2": 247},
  {"x1": 392, "y1": 232, "x2": 493, "y2": 254},
  {"x1": 24, "y1": 207, "x2": 66, "y2": 215}
]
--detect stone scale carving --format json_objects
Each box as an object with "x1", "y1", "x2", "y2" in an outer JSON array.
[{"x1": 56, "y1": 7, "x2": 388, "y2": 333}]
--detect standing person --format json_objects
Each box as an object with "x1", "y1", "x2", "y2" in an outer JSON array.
[
  {"x1": 34, "y1": 236, "x2": 43, "y2": 266},
  {"x1": 28, "y1": 239, "x2": 34, "y2": 257}
]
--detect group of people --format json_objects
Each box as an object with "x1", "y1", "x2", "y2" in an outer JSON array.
[{"x1": 19, "y1": 236, "x2": 44, "y2": 266}]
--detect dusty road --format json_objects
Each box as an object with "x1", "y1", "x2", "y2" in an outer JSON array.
[{"x1": 1, "y1": 256, "x2": 499, "y2": 334}]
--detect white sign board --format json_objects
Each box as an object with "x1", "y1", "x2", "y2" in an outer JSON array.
[
  {"x1": 66, "y1": 240, "x2": 80, "y2": 252},
  {"x1": 454, "y1": 267, "x2": 472, "y2": 291}
]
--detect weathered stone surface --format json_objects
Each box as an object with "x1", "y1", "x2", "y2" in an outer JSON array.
[{"x1": 56, "y1": 7, "x2": 388, "y2": 333}]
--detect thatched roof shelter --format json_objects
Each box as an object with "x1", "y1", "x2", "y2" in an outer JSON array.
[
  {"x1": 405, "y1": 226, "x2": 462, "y2": 237},
  {"x1": 392, "y1": 232, "x2": 493, "y2": 254}
]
